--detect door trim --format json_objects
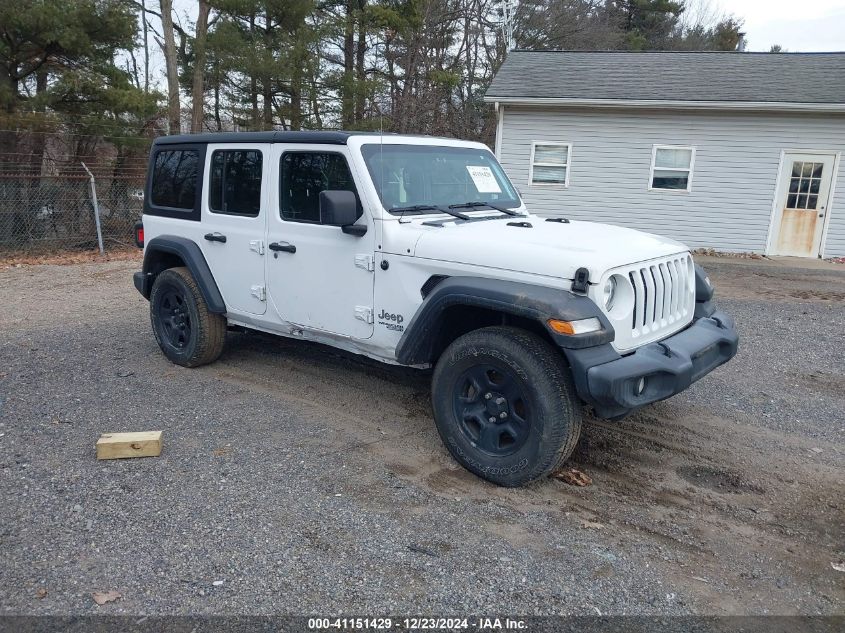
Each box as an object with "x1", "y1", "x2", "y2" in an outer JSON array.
[{"x1": 764, "y1": 149, "x2": 840, "y2": 258}]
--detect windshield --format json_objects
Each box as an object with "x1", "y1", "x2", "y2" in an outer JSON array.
[{"x1": 361, "y1": 144, "x2": 521, "y2": 213}]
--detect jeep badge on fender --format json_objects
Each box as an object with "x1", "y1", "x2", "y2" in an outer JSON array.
[
  {"x1": 377, "y1": 309, "x2": 403, "y2": 324},
  {"x1": 377, "y1": 309, "x2": 404, "y2": 331},
  {"x1": 133, "y1": 131, "x2": 738, "y2": 487}
]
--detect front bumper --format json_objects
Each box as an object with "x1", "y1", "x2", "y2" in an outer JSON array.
[{"x1": 564, "y1": 310, "x2": 738, "y2": 419}]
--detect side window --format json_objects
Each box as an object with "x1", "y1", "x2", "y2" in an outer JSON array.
[
  {"x1": 209, "y1": 150, "x2": 263, "y2": 216},
  {"x1": 151, "y1": 150, "x2": 199, "y2": 209},
  {"x1": 280, "y1": 152, "x2": 361, "y2": 224}
]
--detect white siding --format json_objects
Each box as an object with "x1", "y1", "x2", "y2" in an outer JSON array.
[{"x1": 498, "y1": 106, "x2": 845, "y2": 258}]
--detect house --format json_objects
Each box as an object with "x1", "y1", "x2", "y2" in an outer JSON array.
[{"x1": 485, "y1": 51, "x2": 845, "y2": 258}]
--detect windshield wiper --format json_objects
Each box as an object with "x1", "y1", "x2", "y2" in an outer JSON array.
[
  {"x1": 448, "y1": 201, "x2": 523, "y2": 217},
  {"x1": 389, "y1": 204, "x2": 471, "y2": 220}
]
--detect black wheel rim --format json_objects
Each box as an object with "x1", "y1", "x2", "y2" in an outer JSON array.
[
  {"x1": 156, "y1": 287, "x2": 192, "y2": 351},
  {"x1": 452, "y1": 363, "x2": 531, "y2": 457}
]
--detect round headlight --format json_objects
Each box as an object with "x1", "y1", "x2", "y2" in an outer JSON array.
[{"x1": 602, "y1": 276, "x2": 617, "y2": 310}]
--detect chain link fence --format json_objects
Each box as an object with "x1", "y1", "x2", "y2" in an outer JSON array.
[
  {"x1": 0, "y1": 169, "x2": 146, "y2": 254},
  {"x1": 0, "y1": 134, "x2": 150, "y2": 255}
]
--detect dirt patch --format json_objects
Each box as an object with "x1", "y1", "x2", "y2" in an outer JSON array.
[
  {"x1": 706, "y1": 264, "x2": 845, "y2": 303},
  {"x1": 788, "y1": 289, "x2": 845, "y2": 302},
  {"x1": 797, "y1": 371, "x2": 845, "y2": 396},
  {"x1": 676, "y1": 465, "x2": 764, "y2": 494}
]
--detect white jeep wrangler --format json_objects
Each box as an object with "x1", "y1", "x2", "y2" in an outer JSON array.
[{"x1": 133, "y1": 131, "x2": 738, "y2": 486}]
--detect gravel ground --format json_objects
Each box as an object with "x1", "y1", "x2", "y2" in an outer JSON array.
[{"x1": 0, "y1": 254, "x2": 842, "y2": 617}]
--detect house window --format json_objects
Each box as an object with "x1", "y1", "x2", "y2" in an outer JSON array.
[
  {"x1": 650, "y1": 146, "x2": 695, "y2": 191},
  {"x1": 530, "y1": 142, "x2": 571, "y2": 186}
]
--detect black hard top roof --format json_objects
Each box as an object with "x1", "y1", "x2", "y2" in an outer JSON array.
[
  {"x1": 153, "y1": 131, "x2": 360, "y2": 146},
  {"x1": 151, "y1": 130, "x2": 470, "y2": 146}
]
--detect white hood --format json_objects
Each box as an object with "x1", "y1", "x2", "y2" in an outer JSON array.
[{"x1": 409, "y1": 214, "x2": 689, "y2": 281}]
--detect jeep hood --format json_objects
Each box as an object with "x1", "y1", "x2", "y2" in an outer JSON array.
[{"x1": 411, "y1": 216, "x2": 689, "y2": 281}]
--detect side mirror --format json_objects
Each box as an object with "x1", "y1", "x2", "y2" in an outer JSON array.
[{"x1": 319, "y1": 190, "x2": 366, "y2": 236}]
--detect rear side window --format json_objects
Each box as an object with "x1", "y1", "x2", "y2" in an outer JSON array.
[
  {"x1": 150, "y1": 150, "x2": 199, "y2": 209},
  {"x1": 209, "y1": 150, "x2": 263, "y2": 217},
  {"x1": 280, "y1": 152, "x2": 360, "y2": 224}
]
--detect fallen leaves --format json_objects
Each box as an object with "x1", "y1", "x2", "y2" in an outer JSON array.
[
  {"x1": 0, "y1": 249, "x2": 141, "y2": 269},
  {"x1": 692, "y1": 248, "x2": 765, "y2": 260},
  {"x1": 581, "y1": 520, "x2": 604, "y2": 530},
  {"x1": 35, "y1": 588, "x2": 47, "y2": 599},
  {"x1": 92, "y1": 591, "x2": 122, "y2": 605},
  {"x1": 212, "y1": 446, "x2": 231, "y2": 457},
  {"x1": 552, "y1": 467, "x2": 592, "y2": 486}
]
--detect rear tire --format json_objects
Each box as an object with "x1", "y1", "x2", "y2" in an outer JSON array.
[
  {"x1": 431, "y1": 326, "x2": 582, "y2": 487},
  {"x1": 149, "y1": 267, "x2": 226, "y2": 367}
]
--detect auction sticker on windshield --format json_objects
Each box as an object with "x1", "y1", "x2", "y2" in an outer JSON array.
[{"x1": 466, "y1": 165, "x2": 501, "y2": 193}]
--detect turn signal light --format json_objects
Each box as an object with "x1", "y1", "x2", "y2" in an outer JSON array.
[{"x1": 547, "y1": 317, "x2": 602, "y2": 335}]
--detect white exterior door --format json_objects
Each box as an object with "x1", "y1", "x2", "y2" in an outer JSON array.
[
  {"x1": 770, "y1": 152, "x2": 836, "y2": 258},
  {"x1": 266, "y1": 144, "x2": 375, "y2": 339},
  {"x1": 199, "y1": 143, "x2": 269, "y2": 315}
]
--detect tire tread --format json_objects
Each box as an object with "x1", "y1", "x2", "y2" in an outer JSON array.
[
  {"x1": 150, "y1": 267, "x2": 226, "y2": 367},
  {"x1": 432, "y1": 326, "x2": 582, "y2": 486}
]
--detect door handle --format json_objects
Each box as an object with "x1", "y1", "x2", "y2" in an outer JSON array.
[
  {"x1": 204, "y1": 232, "x2": 227, "y2": 243},
  {"x1": 269, "y1": 241, "x2": 296, "y2": 254}
]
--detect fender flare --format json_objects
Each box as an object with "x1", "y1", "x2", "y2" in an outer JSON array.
[
  {"x1": 394, "y1": 276, "x2": 614, "y2": 365},
  {"x1": 137, "y1": 235, "x2": 226, "y2": 314}
]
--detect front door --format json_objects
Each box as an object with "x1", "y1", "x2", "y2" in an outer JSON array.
[
  {"x1": 266, "y1": 145, "x2": 375, "y2": 339},
  {"x1": 199, "y1": 143, "x2": 268, "y2": 315},
  {"x1": 770, "y1": 153, "x2": 835, "y2": 258}
]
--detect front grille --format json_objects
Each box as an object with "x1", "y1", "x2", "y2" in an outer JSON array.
[{"x1": 628, "y1": 254, "x2": 694, "y2": 340}]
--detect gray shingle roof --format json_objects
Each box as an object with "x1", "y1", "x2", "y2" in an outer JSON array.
[{"x1": 485, "y1": 51, "x2": 845, "y2": 105}]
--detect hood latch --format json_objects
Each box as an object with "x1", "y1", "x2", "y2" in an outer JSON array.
[{"x1": 571, "y1": 267, "x2": 590, "y2": 293}]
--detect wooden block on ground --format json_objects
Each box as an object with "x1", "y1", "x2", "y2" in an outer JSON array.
[{"x1": 96, "y1": 431, "x2": 162, "y2": 460}]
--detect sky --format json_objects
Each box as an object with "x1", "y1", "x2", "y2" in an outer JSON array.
[
  {"x1": 163, "y1": 0, "x2": 845, "y2": 52},
  {"x1": 712, "y1": 0, "x2": 845, "y2": 51}
]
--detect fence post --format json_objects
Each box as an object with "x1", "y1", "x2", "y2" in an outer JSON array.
[{"x1": 81, "y1": 162, "x2": 105, "y2": 255}]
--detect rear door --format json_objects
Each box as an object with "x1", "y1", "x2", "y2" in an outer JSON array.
[
  {"x1": 200, "y1": 143, "x2": 268, "y2": 315},
  {"x1": 265, "y1": 144, "x2": 375, "y2": 338},
  {"x1": 770, "y1": 152, "x2": 835, "y2": 258}
]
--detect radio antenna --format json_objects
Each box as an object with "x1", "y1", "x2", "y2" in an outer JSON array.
[
  {"x1": 379, "y1": 30, "x2": 385, "y2": 220},
  {"x1": 378, "y1": 31, "x2": 401, "y2": 224}
]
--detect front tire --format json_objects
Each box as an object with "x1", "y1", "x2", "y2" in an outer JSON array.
[
  {"x1": 431, "y1": 326, "x2": 582, "y2": 487},
  {"x1": 149, "y1": 267, "x2": 226, "y2": 367}
]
